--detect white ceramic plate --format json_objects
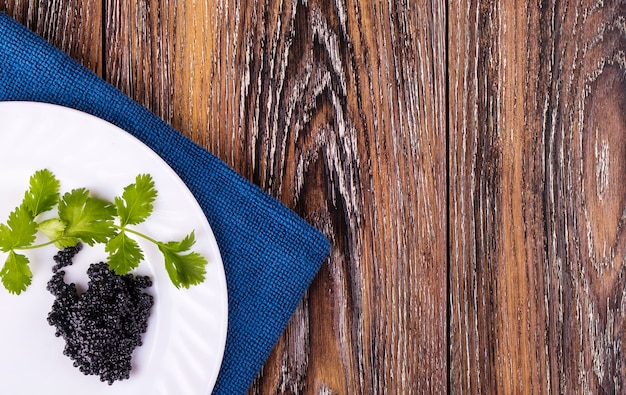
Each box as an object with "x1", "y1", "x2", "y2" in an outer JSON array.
[{"x1": 0, "y1": 101, "x2": 228, "y2": 394}]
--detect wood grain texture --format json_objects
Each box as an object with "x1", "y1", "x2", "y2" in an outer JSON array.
[
  {"x1": 105, "y1": 0, "x2": 447, "y2": 393},
  {"x1": 231, "y1": 0, "x2": 448, "y2": 393},
  {"x1": 104, "y1": 0, "x2": 216, "y2": 146},
  {"x1": 0, "y1": 0, "x2": 102, "y2": 76},
  {"x1": 449, "y1": 0, "x2": 626, "y2": 393}
]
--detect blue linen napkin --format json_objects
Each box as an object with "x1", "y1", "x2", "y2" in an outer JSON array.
[{"x1": 0, "y1": 11, "x2": 330, "y2": 394}]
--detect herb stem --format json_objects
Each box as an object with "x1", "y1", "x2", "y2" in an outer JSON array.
[
  {"x1": 17, "y1": 239, "x2": 59, "y2": 250},
  {"x1": 116, "y1": 226, "x2": 161, "y2": 246}
]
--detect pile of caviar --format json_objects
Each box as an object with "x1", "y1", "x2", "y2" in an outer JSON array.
[{"x1": 46, "y1": 244, "x2": 154, "y2": 385}]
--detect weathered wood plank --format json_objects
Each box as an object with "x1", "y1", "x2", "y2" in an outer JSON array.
[
  {"x1": 216, "y1": 0, "x2": 448, "y2": 392},
  {"x1": 0, "y1": 0, "x2": 102, "y2": 76},
  {"x1": 211, "y1": 0, "x2": 447, "y2": 392},
  {"x1": 105, "y1": 0, "x2": 447, "y2": 393},
  {"x1": 449, "y1": 0, "x2": 626, "y2": 392},
  {"x1": 104, "y1": 0, "x2": 216, "y2": 146}
]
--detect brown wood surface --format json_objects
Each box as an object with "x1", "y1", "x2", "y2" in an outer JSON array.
[
  {"x1": 0, "y1": 0, "x2": 102, "y2": 75},
  {"x1": 449, "y1": 1, "x2": 626, "y2": 393},
  {"x1": 1, "y1": 0, "x2": 625, "y2": 393}
]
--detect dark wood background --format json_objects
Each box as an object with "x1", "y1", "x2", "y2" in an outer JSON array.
[{"x1": 1, "y1": 0, "x2": 624, "y2": 393}]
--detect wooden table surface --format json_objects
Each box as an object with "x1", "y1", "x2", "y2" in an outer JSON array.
[{"x1": 2, "y1": 0, "x2": 625, "y2": 393}]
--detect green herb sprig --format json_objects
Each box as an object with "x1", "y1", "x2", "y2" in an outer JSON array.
[{"x1": 0, "y1": 169, "x2": 208, "y2": 294}]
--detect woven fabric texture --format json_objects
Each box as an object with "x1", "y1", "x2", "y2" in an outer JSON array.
[{"x1": 0, "y1": 12, "x2": 330, "y2": 394}]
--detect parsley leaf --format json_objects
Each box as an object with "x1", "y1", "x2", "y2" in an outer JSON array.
[
  {"x1": 105, "y1": 231, "x2": 144, "y2": 274},
  {"x1": 0, "y1": 205, "x2": 37, "y2": 252},
  {"x1": 58, "y1": 188, "x2": 116, "y2": 246},
  {"x1": 158, "y1": 231, "x2": 207, "y2": 288},
  {"x1": 23, "y1": 169, "x2": 60, "y2": 217},
  {"x1": 0, "y1": 251, "x2": 32, "y2": 294},
  {"x1": 115, "y1": 174, "x2": 157, "y2": 226}
]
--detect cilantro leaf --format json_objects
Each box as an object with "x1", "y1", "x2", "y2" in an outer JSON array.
[
  {"x1": 158, "y1": 232, "x2": 207, "y2": 288},
  {"x1": 38, "y1": 218, "x2": 66, "y2": 240},
  {"x1": 105, "y1": 231, "x2": 144, "y2": 274},
  {"x1": 23, "y1": 169, "x2": 60, "y2": 217},
  {"x1": 58, "y1": 188, "x2": 116, "y2": 246},
  {"x1": 0, "y1": 205, "x2": 37, "y2": 252},
  {"x1": 168, "y1": 231, "x2": 197, "y2": 252},
  {"x1": 0, "y1": 170, "x2": 210, "y2": 295},
  {"x1": 38, "y1": 218, "x2": 79, "y2": 248},
  {"x1": 0, "y1": 251, "x2": 32, "y2": 295},
  {"x1": 54, "y1": 237, "x2": 82, "y2": 249},
  {"x1": 115, "y1": 174, "x2": 157, "y2": 226}
]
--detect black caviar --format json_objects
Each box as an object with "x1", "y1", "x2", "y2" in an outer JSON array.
[
  {"x1": 51, "y1": 243, "x2": 83, "y2": 273},
  {"x1": 46, "y1": 244, "x2": 154, "y2": 385}
]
